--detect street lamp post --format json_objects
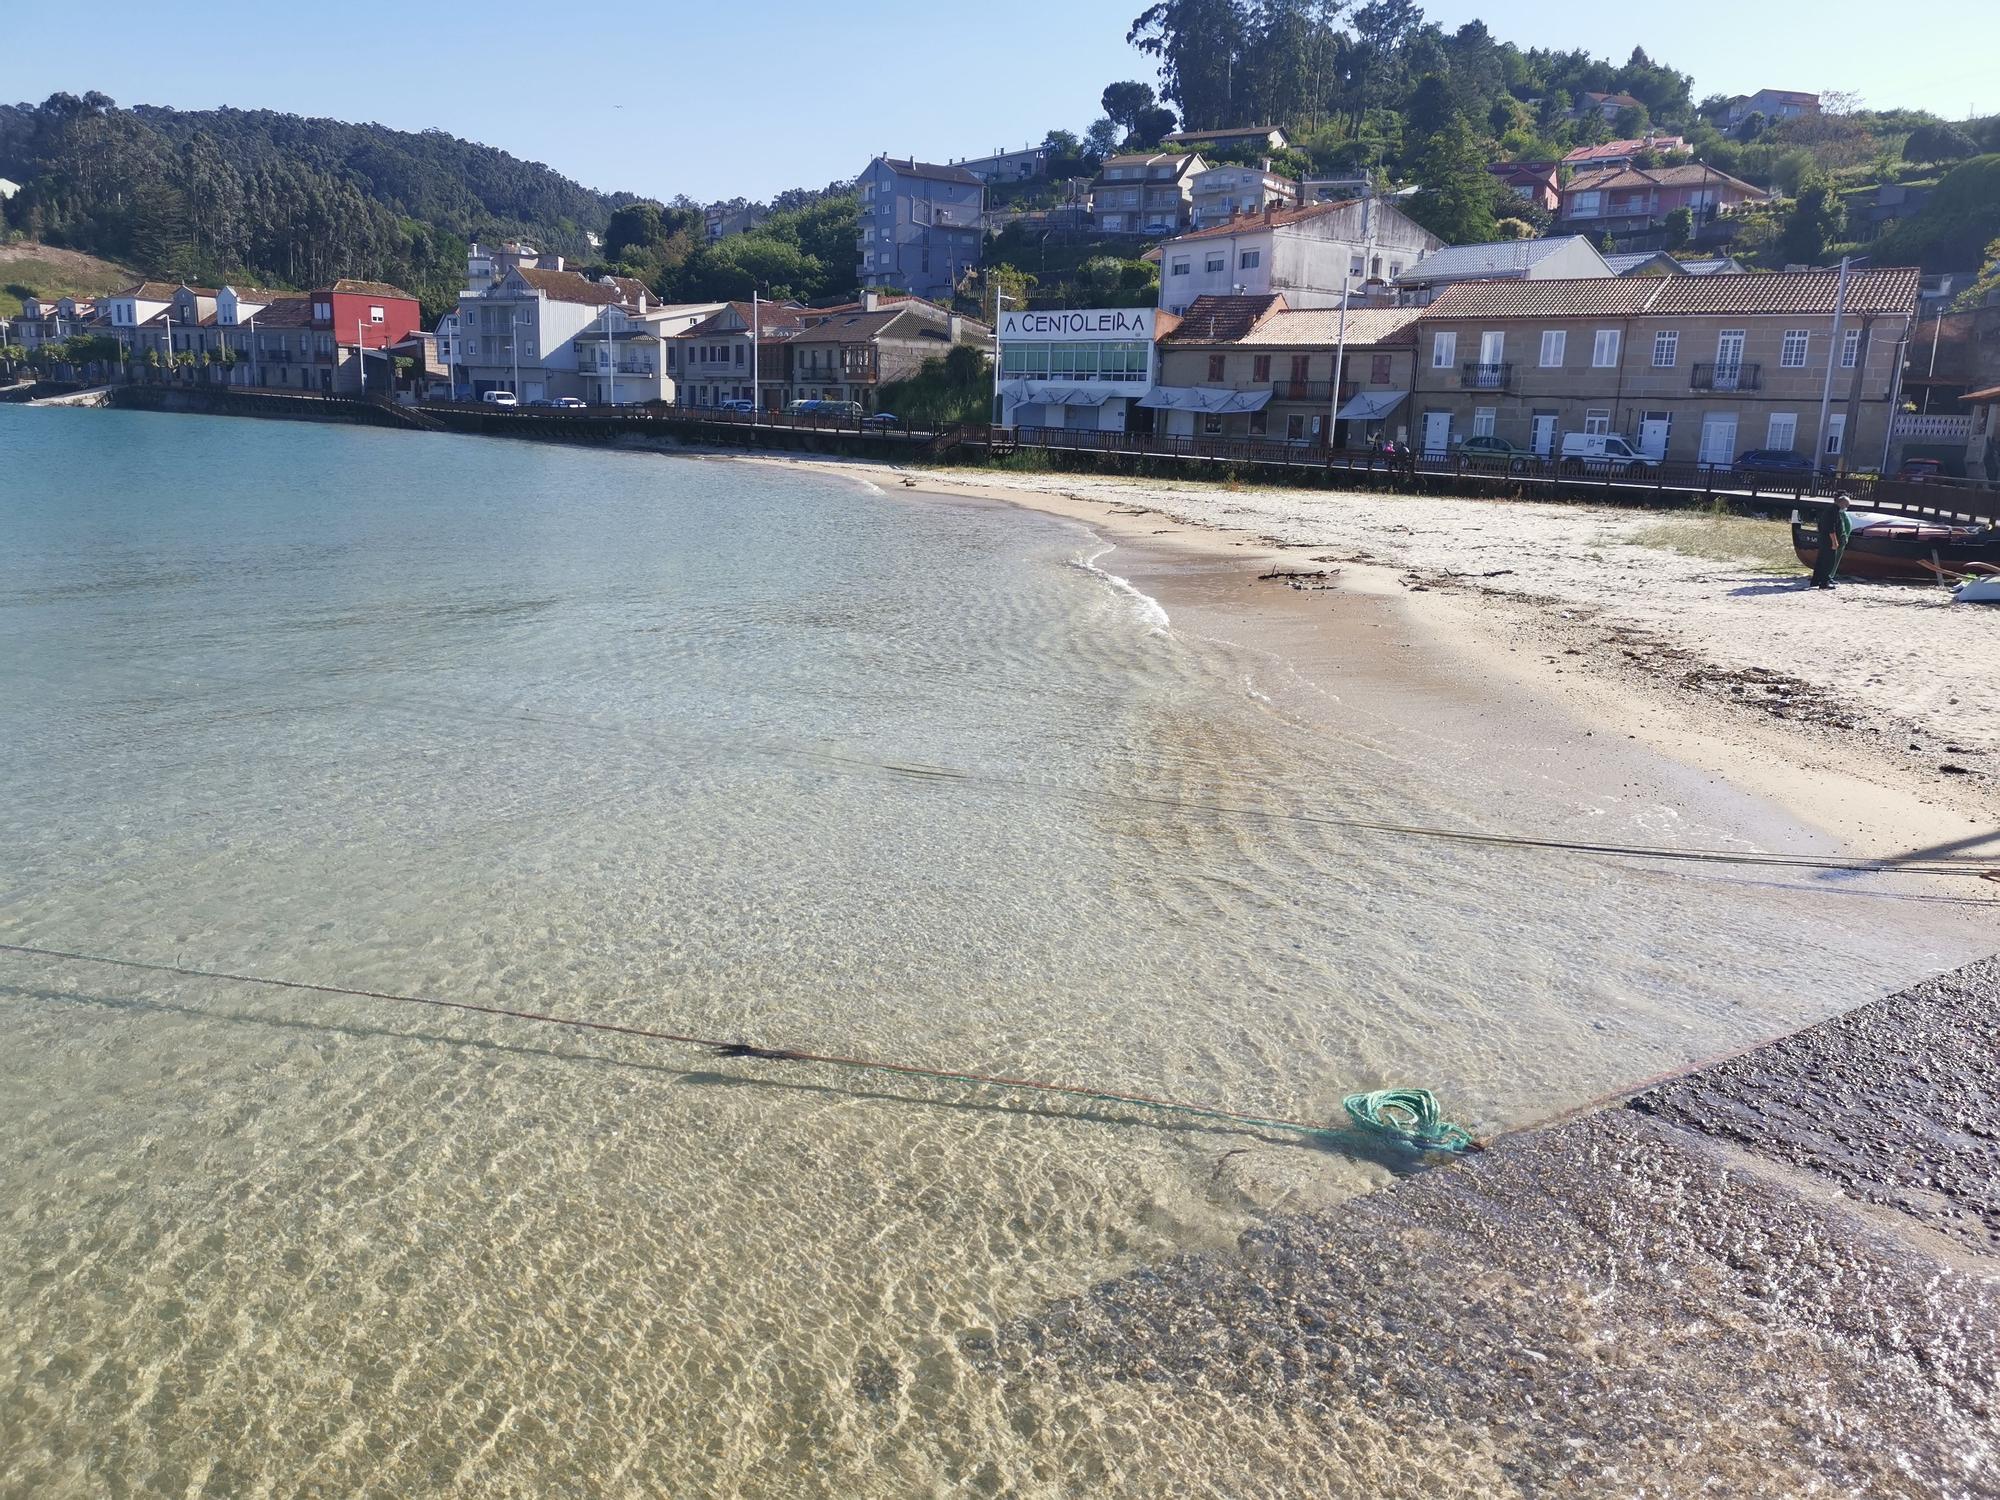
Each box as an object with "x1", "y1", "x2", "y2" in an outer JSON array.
[
  {"x1": 1327, "y1": 268, "x2": 1353, "y2": 453},
  {"x1": 991, "y1": 291, "x2": 1014, "y2": 429},
  {"x1": 1812, "y1": 255, "x2": 1855, "y2": 474}
]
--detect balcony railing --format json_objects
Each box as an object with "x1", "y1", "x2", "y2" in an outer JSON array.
[
  {"x1": 1691, "y1": 362, "x2": 1761, "y2": 391},
  {"x1": 1460, "y1": 361, "x2": 1511, "y2": 391},
  {"x1": 1271, "y1": 380, "x2": 1346, "y2": 402}
]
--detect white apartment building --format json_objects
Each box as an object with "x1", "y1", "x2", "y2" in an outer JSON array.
[{"x1": 1155, "y1": 198, "x2": 1441, "y2": 315}]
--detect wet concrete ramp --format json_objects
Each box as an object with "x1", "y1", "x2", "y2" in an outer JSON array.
[{"x1": 999, "y1": 956, "x2": 2000, "y2": 1498}]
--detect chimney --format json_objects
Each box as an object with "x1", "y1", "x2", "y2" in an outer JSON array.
[
  {"x1": 862, "y1": 290, "x2": 880, "y2": 312},
  {"x1": 1263, "y1": 201, "x2": 1276, "y2": 223}
]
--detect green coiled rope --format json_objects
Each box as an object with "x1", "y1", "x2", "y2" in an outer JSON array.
[{"x1": 1343, "y1": 1088, "x2": 1478, "y2": 1152}]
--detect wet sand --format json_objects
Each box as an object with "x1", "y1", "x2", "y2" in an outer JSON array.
[{"x1": 726, "y1": 451, "x2": 2000, "y2": 876}]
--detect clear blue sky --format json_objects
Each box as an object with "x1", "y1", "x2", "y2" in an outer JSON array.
[{"x1": 11, "y1": 1, "x2": 1996, "y2": 204}]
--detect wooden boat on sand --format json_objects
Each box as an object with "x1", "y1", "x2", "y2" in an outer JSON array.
[{"x1": 1791, "y1": 508, "x2": 2000, "y2": 582}]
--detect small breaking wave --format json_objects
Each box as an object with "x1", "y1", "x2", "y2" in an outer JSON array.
[{"x1": 1072, "y1": 541, "x2": 1170, "y2": 633}]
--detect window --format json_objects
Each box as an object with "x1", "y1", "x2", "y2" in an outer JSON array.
[
  {"x1": 1652, "y1": 330, "x2": 1678, "y2": 368},
  {"x1": 1766, "y1": 412, "x2": 1798, "y2": 450},
  {"x1": 1592, "y1": 329, "x2": 1620, "y2": 367},
  {"x1": 1205, "y1": 254, "x2": 1225, "y2": 273},
  {"x1": 1203, "y1": 413, "x2": 1224, "y2": 434},
  {"x1": 1472, "y1": 408, "x2": 1496, "y2": 437},
  {"x1": 1170, "y1": 258, "x2": 1191, "y2": 276},
  {"x1": 1540, "y1": 330, "x2": 1566, "y2": 367},
  {"x1": 1571, "y1": 191, "x2": 1602, "y2": 217},
  {"x1": 1584, "y1": 410, "x2": 1611, "y2": 435},
  {"x1": 1248, "y1": 409, "x2": 1267, "y2": 435},
  {"x1": 369, "y1": 306, "x2": 385, "y2": 324},
  {"x1": 1239, "y1": 249, "x2": 1261, "y2": 269},
  {"x1": 1370, "y1": 353, "x2": 1391, "y2": 384},
  {"x1": 1207, "y1": 353, "x2": 1226, "y2": 381},
  {"x1": 1252, "y1": 355, "x2": 1271, "y2": 381},
  {"x1": 1431, "y1": 331, "x2": 1457, "y2": 369},
  {"x1": 1841, "y1": 328, "x2": 1861, "y2": 369},
  {"x1": 734, "y1": 345, "x2": 744, "y2": 366},
  {"x1": 1780, "y1": 329, "x2": 1810, "y2": 368},
  {"x1": 1824, "y1": 413, "x2": 1846, "y2": 457}
]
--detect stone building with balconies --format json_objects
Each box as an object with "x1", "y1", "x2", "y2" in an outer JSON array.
[
  {"x1": 787, "y1": 295, "x2": 991, "y2": 412},
  {"x1": 1405, "y1": 267, "x2": 1919, "y2": 469},
  {"x1": 1153, "y1": 294, "x2": 1422, "y2": 445}
]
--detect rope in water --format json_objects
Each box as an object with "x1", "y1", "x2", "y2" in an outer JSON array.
[
  {"x1": 0, "y1": 941, "x2": 1479, "y2": 1153},
  {"x1": 1343, "y1": 1088, "x2": 1479, "y2": 1151}
]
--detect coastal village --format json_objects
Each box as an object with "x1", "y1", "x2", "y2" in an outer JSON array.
[
  {"x1": 6, "y1": 108, "x2": 1999, "y2": 486},
  {"x1": 4, "y1": 21, "x2": 2000, "y2": 1498}
]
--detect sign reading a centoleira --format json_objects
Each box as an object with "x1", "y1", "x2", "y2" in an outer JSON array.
[{"x1": 998, "y1": 308, "x2": 1155, "y2": 342}]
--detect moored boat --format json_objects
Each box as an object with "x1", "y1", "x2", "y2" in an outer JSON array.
[{"x1": 1791, "y1": 508, "x2": 2000, "y2": 582}]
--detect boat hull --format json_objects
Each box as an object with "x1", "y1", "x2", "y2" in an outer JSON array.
[{"x1": 1791, "y1": 520, "x2": 2000, "y2": 581}]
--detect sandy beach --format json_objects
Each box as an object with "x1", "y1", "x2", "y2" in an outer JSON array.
[{"x1": 725, "y1": 451, "x2": 2000, "y2": 868}]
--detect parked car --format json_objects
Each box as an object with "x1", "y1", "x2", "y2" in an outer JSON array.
[
  {"x1": 551, "y1": 396, "x2": 587, "y2": 410},
  {"x1": 480, "y1": 390, "x2": 519, "y2": 407},
  {"x1": 788, "y1": 398, "x2": 864, "y2": 421},
  {"x1": 1733, "y1": 448, "x2": 1813, "y2": 478},
  {"x1": 1457, "y1": 434, "x2": 1529, "y2": 469},
  {"x1": 1558, "y1": 432, "x2": 1651, "y2": 472},
  {"x1": 717, "y1": 398, "x2": 756, "y2": 414},
  {"x1": 1894, "y1": 457, "x2": 1944, "y2": 483},
  {"x1": 861, "y1": 411, "x2": 900, "y2": 428}
]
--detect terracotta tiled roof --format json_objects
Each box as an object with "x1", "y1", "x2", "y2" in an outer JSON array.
[
  {"x1": 679, "y1": 300, "x2": 811, "y2": 340},
  {"x1": 503, "y1": 267, "x2": 620, "y2": 305},
  {"x1": 321, "y1": 278, "x2": 416, "y2": 299},
  {"x1": 1232, "y1": 306, "x2": 1426, "y2": 347},
  {"x1": 1423, "y1": 268, "x2": 1921, "y2": 321},
  {"x1": 1160, "y1": 198, "x2": 1362, "y2": 245},
  {"x1": 248, "y1": 297, "x2": 314, "y2": 328},
  {"x1": 1565, "y1": 163, "x2": 1764, "y2": 197},
  {"x1": 877, "y1": 157, "x2": 982, "y2": 187},
  {"x1": 111, "y1": 281, "x2": 189, "y2": 300},
  {"x1": 1163, "y1": 125, "x2": 1282, "y2": 144},
  {"x1": 601, "y1": 275, "x2": 653, "y2": 306},
  {"x1": 1561, "y1": 137, "x2": 1684, "y2": 166},
  {"x1": 1162, "y1": 294, "x2": 1286, "y2": 343},
  {"x1": 789, "y1": 309, "x2": 912, "y2": 345},
  {"x1": 225, "y1": 285, "x2": 291, "y2": 303}
]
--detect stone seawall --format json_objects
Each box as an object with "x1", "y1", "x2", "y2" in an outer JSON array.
[{"x1": 997, "y1": 955, "x2": 2000, "y2": 1498}]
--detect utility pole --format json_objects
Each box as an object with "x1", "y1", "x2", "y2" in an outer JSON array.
[
  {"x1": 1812, "y1": 255, "x2": 1853, "y2": 473},
  {"x1": 751, "y1": 288, "x2": 760, "y2": 423},
  {"x1": 1327, "y1": 268, "x2": 1352, "y2": 451},
  {"x1": 990, "y1": 291, "x2": 1013, "y2": 429}
]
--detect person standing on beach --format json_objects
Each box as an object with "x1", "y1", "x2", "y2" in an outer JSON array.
[{"x1": 1811, "y1": 495, "x2": 1853, "y2": 590}]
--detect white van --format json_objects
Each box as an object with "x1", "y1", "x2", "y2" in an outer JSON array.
[
  {"x1": 1559, "y1": 432, "x2": 1649, "y2": 471},
  {"x1": 480, "y1": 389, "x2": 519, "y2": 408}
]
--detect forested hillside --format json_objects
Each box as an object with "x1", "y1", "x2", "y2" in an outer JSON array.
[
  {"x1": 1043, "y1": 2, "x2": 2000, "y2": 266},
  {"x1": 0, "y1": 94, "x2": 616, "y2": 315}
]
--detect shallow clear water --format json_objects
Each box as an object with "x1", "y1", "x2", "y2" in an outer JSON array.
[{"x1": 0, "y1": 407, "x2": 1987, "y2": 1496}]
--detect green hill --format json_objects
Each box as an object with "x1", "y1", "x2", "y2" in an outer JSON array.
[
  {"x1": 0, "y1": 240, "x2": 137, "y2": 317},
  {"x1": 0, "y1": 94, "x2": 617, "y2": 317}
]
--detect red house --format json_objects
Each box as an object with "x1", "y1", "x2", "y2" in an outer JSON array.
[{"x1": 309, "y1": 278, "x2": 423, "y2": 392}]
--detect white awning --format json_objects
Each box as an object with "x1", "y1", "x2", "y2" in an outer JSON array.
[
  {"x1": 999, "y1": 381, "x2": 1112, "y2": 407},
  {"x1": 1139, "y1": 385, "x2": 1273, "y2": 414},
  {"x1": 1336, "y1": 390, "x2": 1408, "y2": 421}
]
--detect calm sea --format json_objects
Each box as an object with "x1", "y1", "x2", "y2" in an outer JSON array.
[{"x1": 0, "y1": 406, "x2": 1986, "y2": 1496}]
